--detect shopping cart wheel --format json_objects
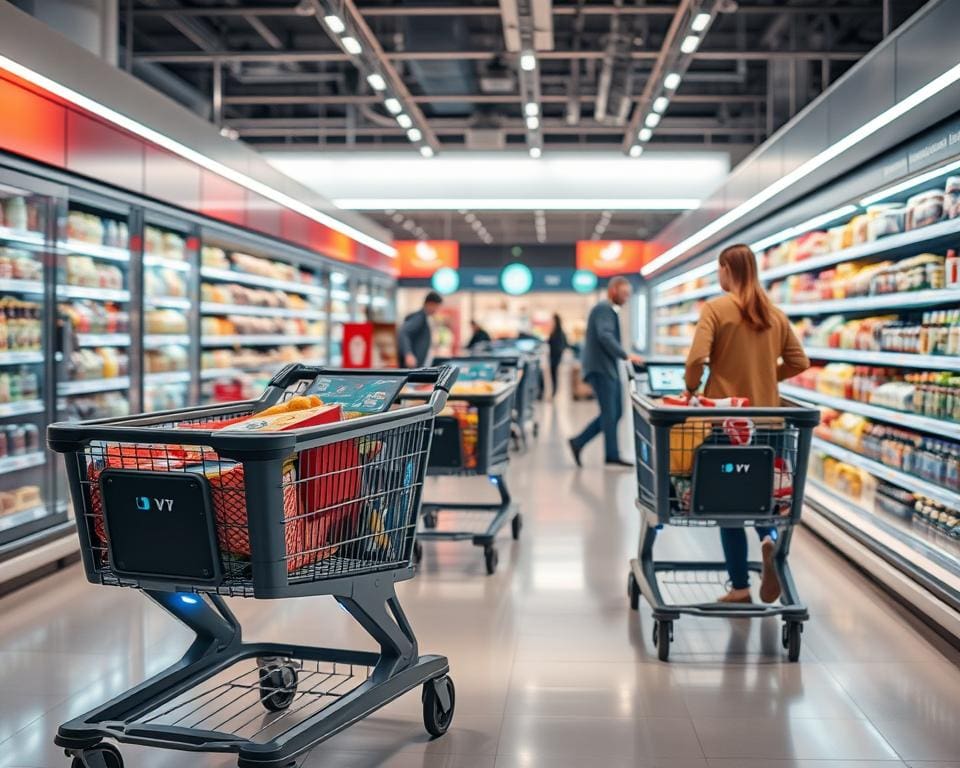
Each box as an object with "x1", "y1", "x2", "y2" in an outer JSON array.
[
  {"x1": 653, "y1": 620, "x2": 672, "y2": 662},
  {"x1": 413, "y1": 540, "x2": 423, "y2": 564},
  {"x1": 423, "y1": 510, "x2": 438, "y2": 529},
  {"x1": 422, "y1": 675, "x2": 456, "y2": 737},
  {"x1": 484, "y1": 545, "x2": 499, "y2": 575},
  {"x1": 70, "y1": 744, "x2": 123, "y2": 768},
  {"x1": 511, "y1": 513, "x2": 523, "y2": 540},
  {"x1": 259, "y1": 663, "x2": 298, "y2": 712},
  {"x1": 628, "y1": 572, "x2": 640, "y2": 611},
  {"x1": 782, "y1": 621, "x2": 803, "y2": 662}
]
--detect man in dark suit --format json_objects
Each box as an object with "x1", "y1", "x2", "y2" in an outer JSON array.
[
  {"x1": 569, "y1": 276, "x2": 643, "y2": 467},
  {"x1": 398, "y1": 291, "x2": 443, "y2": 367}
]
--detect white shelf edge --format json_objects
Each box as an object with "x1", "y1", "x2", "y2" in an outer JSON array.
[
  {"x1": 0, "y1": 351, "x2": 44, "y2": 365},
  {"x1": 143, "y1": 255, "x2": 191, "y2": 272},
  {"x1": 57, "y1": 240, "x2": 130, "y2": 262},
  {"x1": 200, "y1": 368, "x2": 245, "y2": 380},
  {"x1": 145, "y1": 296, "x2": 192, "y2": 309},
  {"x1": 74, "y1": 334, "x2": 131, "y2": 348},
  {"x1": 143, "y1": 334, "x2": 191, "y2": 348},
  {"x1": 0, "y1": 279, "x2": 43, "y2": 294},
  {"x1": 780, "y1": 384, "x2": 960, "y2": 440},
  {"x1": 201, "y1": 267, "x2": 324, "y2": 297},
  {"x1": 804, "y1": 347, "x2": 960, "y2": 371},
  {"x1": 144, "y1": 371, "x2": 191, "y2": 384},
  {"x1": 201, "y1": 302, "x2": 327, "y2": 320},
  {"x1": 57, "y1": 285, "x2": 131, "y2": 302},
  {"x1": 654, "y1": 336, "x2": 691, "y2": 348},
  {"x1": 201, "y1": 335, "x2": 323, "y2": 347},
  {"x1": 654, "y1": 313, "x2": 699, "y2": 326},
  {"x1": 780, "y1": 288, "x2": 960, "y2": 317},
  {"x1": 0, "y1": 399, "x2": 44, "y2": 417},
  {"x1": 0, "y1": 452, "x2": 45, "y2": 476},
  {"x1": 0, "y1": 226, "x2": 45, "y2": 247},
  {"x1": 58, "y1": 376, "x2": 131, "y2": 395},
  {"x1": 811, "y1": 436, "x2": 960, "y2": 510},
  {"x1": 654, "y1": 284, "x2": 721, "y2": 308}
]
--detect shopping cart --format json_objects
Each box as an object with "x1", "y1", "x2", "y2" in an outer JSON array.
[
  {"x1": 625, "y1": 362, "x2": 819, "y2": 662},
  {"x1": 400, "y1": 356, "x2": 520, "y2": 575},
  {"x1": 474, "y1": 340, "x2": 543, "y2": 448},
  {"x1": 47, "y1": 364, "x2": 458, "y2": 768}
]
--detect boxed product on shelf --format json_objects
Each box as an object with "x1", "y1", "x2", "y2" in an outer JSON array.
[
  {"x1": 68, "y1": 347, "x2": 129, "y2": 380},
  {"x1": 0, "y1": 299, "x2": 42, "y2": 351},
  {"x1": 201, "y1": 282, "x2": 309, "y2": 309},
  {"x1": 201, "y1": 245, "x2": 229, "y2": 269},
  {"x1": 65, "y1": 256, "x2": 124, "y2": 290},
  {"x1": 145, "y1": 346, "x2": 188, "y2": 373},
  {"x1": 795, "y1": 311, "x2": 960, "y2": 356},
  {"x1": 0, "y1": 247, "x2": 43, "y2": 281},
  {"x1": 145, "y1": 309, "x2": 188, "y2": 334},
  {"x1": 144, "y1": 226, "x2": 186, "y2": 260},
  {"x1": 66, "y1": 210, "x2": 129, "y2": 248},
  {"x1": 914, "y1": 496, "x2": 960, "y2": 538},
  {"x1": 0, "y1": 368, "x2": 39, "y2": 404},
  {"x1": 59, "y1": 301, "x2": 129, "y2": 334},
  {"x1": 0, "y1": 196, "x2": 41, "y2": 232},
  {"x1": 144, "y1": 267, "x2": 187, "y2": 298},
  {"x1": 64, "y1": 393, "x2": 130, "y2": 420},
  {"x1": 0, "y1": 485, "x2": 43, "y2": 518},
  {"x1": 0, "y1": 422, "x2": 42, "y2": 457}
]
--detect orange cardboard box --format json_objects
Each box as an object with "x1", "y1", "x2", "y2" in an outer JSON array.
[{"x1": 218, "y1": 404, "x2": 343, "y2": 432}]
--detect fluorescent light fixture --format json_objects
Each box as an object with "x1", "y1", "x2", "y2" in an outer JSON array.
[
  {"x1": 860, "y1": 156, "x2": 960, "y2": 205},
  {"x1": 680, "y1": 35, "x2": 701, "y2": 54},
  {"x1": 644, "y1": 112, "x2": 661, "y2": 128},
  {"x1": 526, "y1": 115, "x2": 540, "y2": 130},
  {"x1": 664, "y1": 72, "x2": 682, "y2": 90},
  {"x1": 638, "y1": 128, "x2": 653, "y2": 142},
  {"x1": 384, "y1": 98, "x2": 402, "y2": 114},
  {"x1": 342, "y1": 37, "x2": 362, "y2": 55},
  {"x1": 629, "y1": 145, "x2": 643, "y2": 158},
  {"x1": 749, "y1": 204, "x2": 859, "y2": 252},
  {"x1": 396, "y1": 113, "x2": 413, "y2": 129},
  {"x1": 366, "y1": 73, "x2": 386, "y2": 91},
  {"x1": 524, "y1": 102, "x2": 539, "y2": 117},
  {"x1": 642, "y1": 58, "x2": 960, "y2": 276},
  {"x1": 323, "y1": 14, "x2": 346, "y2": 34},
  {"x1": 407, "y1": 128, "x2": 422, "y2": 142},
  {"x1": 691, "y1": 12, "x2": 711, "y2": 32},
  {"x1": 334, "y1": 198, "x2": 701, "y2": 211},
  {"x1": 656, "y1": 259, "x2": 719, "y2": 292},
  {"x1": 520, "y1": 51, "x2": 537, "y2": 71},
  {"x1": 420, "y1": 146, "x2": 435, "y2": 158},
  {"x1": 529, "y1": 146, "x2": 542, "y2": 158},
  {"x1": 0, "y1": 56, "x2": 395, "y2": 257},
  {"x1": 652, "y1": 96, "x2": 669, "y2": 113}
]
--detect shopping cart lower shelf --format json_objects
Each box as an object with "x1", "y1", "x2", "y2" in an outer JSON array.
[{"x1": 48, "y1": 365, "x2": 459, "y2": 767}]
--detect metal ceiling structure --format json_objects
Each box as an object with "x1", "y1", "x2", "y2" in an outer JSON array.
[{"x1": 122, "y1": 0, "x2": 927, "y2": 243}]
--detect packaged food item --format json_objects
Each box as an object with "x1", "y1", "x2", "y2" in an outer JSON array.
[
  {"x1": 906, "y1": 191, "x2": 944, "y2": 230},
  {"x1": 867, "y1": 205, "x2": 906, "y2": 240},
  {"x1": 945, "y1": 176, "x2": 960, "y2": 219},
  {"x1": 219, "y1": 402, "x2": 342, "y2": 432}
]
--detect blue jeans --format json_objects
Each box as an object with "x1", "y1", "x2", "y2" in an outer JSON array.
[
  {"x1": 721, "y1": 526, "x2": 778, "y2": 589},
  {"x1": 572, "y1": 373, "x2": 622, "y2": 461}
]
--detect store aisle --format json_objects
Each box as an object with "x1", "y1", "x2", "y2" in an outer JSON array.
[{"x1": 0, "y1": 400, "x2": 958, "y2": 768}]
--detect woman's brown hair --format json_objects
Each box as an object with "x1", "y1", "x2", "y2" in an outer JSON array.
[{"x1": 719, "y1": 244, "x2": 773, "y2": 332}]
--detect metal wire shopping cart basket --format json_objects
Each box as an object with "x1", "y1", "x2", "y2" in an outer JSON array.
[
  {"x1": 475, "y1": 340, "x2": 543, "y2": 447},
  {"x1": 400, "y1": 356, "x2": 520, "y2": 575},
  {"x1": 47, "y1": 365, "x2": 458, "y2": 768},
  {"x1": 625, "y1": 363, "x2": 820, "y2": 662}
]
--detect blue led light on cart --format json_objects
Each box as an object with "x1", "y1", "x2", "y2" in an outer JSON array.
[{"x1": 178, "y1": 594, "x2": 199, "y2": 605}]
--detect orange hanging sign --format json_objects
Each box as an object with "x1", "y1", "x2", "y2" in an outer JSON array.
[
  {"x1": 576, "y1": 240, "x2": 648, "y2": 277},
  {"x1": 396, "y1": 240, "x2": 459, "y2": 278}
]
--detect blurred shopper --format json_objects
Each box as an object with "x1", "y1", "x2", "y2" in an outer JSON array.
[
  {"x1": 398, "y1": 291, "x2": 443, "y2": 367},
  {"x1": 466, "y1": 320, "x2": 491, "y2": 350},
  {"x1": 548, "y1": 313, "x2": 568, "y2": 398},
  {"x1": 569, "y1": 276, "x2": 642, "y2": 468},
  {"x1": 685, "y1": 244, "x2": 810, "y2": 604}
]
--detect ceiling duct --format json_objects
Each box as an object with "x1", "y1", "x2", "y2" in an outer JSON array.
[
  {"x1": 500, "y1": 0, "x2": 554, "y2": 52},
  {"x1": 403, "y1": 17, "x2": 477, "y2": 116},
  {"x1": 595, "y1": 27, "x2": 635, "y2": 124}
]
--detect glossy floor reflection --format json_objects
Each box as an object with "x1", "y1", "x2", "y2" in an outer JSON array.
[{"x1": 1, "y1": 397, "x2": 959, "y2": 768}]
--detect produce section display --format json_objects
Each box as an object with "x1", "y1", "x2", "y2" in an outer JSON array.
[{"x1": 651, "y1": 162, "x2": 960, "y2": 589}]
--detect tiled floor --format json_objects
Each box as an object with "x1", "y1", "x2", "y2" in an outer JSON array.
[{"x1": 0, "y1": 397, "x2": 958, "y2": 767}]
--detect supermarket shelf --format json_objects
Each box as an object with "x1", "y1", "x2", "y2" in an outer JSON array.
[
  {"x1": 781, "y1": 288, "x2": 960, "y2": 317},
  {"x1": 330, "y1": 312, "x2": 352, "y2": 323},
  {"x1": 331, "y1": 289, "x2": 352, "y2": 301},
  {"x1": 201, "y1": 302, "x2": 327, "y2": 320},
  {"x1": 0, "y1": 452, "x2": 45, "y2": 477},
  {"x1": 57, "y1": 239, "x2": 130, "y2": 262},
  {"x1": 780, "y1": 384, "x2": 960, "y2": 440},
  {"x1": 654, "y1": 336, "x2": 691, "y2": 348},
  {"x1": 144, "y1": 370, "x2": 191, "y2": 385},
  {"x1": 201, "y1": 267, "x2": 325, "y2": 297},
  {"x1": 201, "y1": 334, "x2": 322, "y2": 347},
  {"x1": 143, "y1": 334, "x2": 190, "y2": 348},
  {"x1": 58, "y1": 376, "x2": 130, "y2": 395},
  {"x1": 0, "y1": 226, "x2": 45, "y2": 248},
  {"x1": 0, "y1": 279, "x2": 43, "y2": 295},
  {"x1": 0, "y1": 351, "x2": 43, "y2": 366},
  {"x1": 57, "y1": 285, "x2": 130, "y2": 302},
  {"x1": 145, "y1": 296, "x2": 191, "y2": 310},
  {"x1": 0, "y1": 400, "x2": 44, "y2": 418},
  {"x1": 654, "y1": 284, "x2": 721, "y2": 308},
  {"x1": 200, "y1": 367, "x2": 245, "y2": 380},
  {"x1": 804, "y1": 347, "x2": 960, "y2": 371},
  {"x1": 143, "y1": 255, "x2": 191, "y2": 272},
  {"x1": 74, "y1": 333, "x2": 131, "y2": 348},
  {"x1": 0, "y1": 504, "x2": 52, "y2": 535},
  {"x1": 654, "y1": 312, "x2": 699, "y2": 326},
  {"x1": 811, "y1": 436, "x2": 960, "y2": 510},
  {"x1": 762, "y1": 216, "x2": 960, "y2": 283}
]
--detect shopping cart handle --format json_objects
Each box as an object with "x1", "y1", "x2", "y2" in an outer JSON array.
[{"x1": 265, "y1": 363, "x2": 459, "y2": 402}]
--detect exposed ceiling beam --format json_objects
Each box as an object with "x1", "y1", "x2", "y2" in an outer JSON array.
[
  {"x1": 244, "y1": 15, "x2": 284, "y2": 50},
  {"x1": 137, "y1": 49, "x2": 865, "y2": 64},
  {"x1": 222, "y1": 92, "x2": 765, "y2": 106}
]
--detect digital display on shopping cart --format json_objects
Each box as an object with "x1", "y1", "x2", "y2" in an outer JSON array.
[
  {"x1": 646, "y1": 364, "x2": 708, "y2": 396},
  {"x1": 306, "y1": 375, "x2": 406, "y2": 413},
  {"x1": 449, "y1": 361, "x2": 499, "y2": 381}
]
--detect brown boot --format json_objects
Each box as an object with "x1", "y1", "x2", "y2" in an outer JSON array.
[
  {"x1": 759, "y1": 536, "x2": 782, "y2": 603},
  {"x1": 718, "y1": 587, "x2": 752, "y2": 604}
]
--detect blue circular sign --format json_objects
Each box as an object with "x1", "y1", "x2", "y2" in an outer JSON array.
[
  {"x1": 572, "y1": 269, "x2": 598, "y2": 293},
  {"x1": 431, "y1": 267, "x2": 460, "y2": 295},
  {"x1": 500, "y1": 263, "x2": 533, "y2": 295}
]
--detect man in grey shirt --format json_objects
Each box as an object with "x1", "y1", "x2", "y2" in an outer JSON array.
[
  {"x1": 569, "y1": 276, "x2": 643, "y2": 467},
  {"x1": 398, "y1": 291, "x2": 443, "y2": 367}
]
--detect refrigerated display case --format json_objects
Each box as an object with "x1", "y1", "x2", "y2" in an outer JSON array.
[
  {"x1": 329, "y1": 268, "x2": 353, "y2": 366},
  {"x1": 649, "y1": 147, "x2": 960, "y2": 629}
]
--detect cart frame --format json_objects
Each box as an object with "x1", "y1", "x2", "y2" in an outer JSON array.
[{"x1": 48, "y1": 365, "x2": 459, "y2": 768}]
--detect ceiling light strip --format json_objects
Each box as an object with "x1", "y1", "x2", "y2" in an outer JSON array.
[
  {"x1": 335, "y1": 198, "x2": 701, "y2": 211},
  {"x1": 642, "y1": 60, "x2": 960, "y2": 276},
  {"x1": 0, "y1": 56, "x2": 396, "y2": 257}
]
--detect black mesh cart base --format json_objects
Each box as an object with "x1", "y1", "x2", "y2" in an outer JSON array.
[
  {"x1": 401, "y1": 361, "x2": 520, "y2": 575},
  {"x1": 48, "y1": 365, "x2": 459, "y2": 768},
  {"x1": 626, "y1": 365, "x2": 820, "y2": 662}
]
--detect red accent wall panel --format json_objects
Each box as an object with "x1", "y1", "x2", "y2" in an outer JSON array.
[
  {"x1": 0, "y1": 75, "x2": 66, "y2": 167},
  {"x1": 311, "y1": 222, "x2": 356, "y2": 263},
  {"x1": 247, "y1": 192, "x2": 283, "y2": 239},
  {"x1": 66, "y1": 110, "x2": 144, "y2": 194},
  {"x1": 201, "y1": 169, "x2": 246, "y2": 228},
  {"x1": 281, "y1": 210, "x2": 310, "y2": 250},
  {"x1": 144, "y1": 145, "x2": 202, "y2": 210}
]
